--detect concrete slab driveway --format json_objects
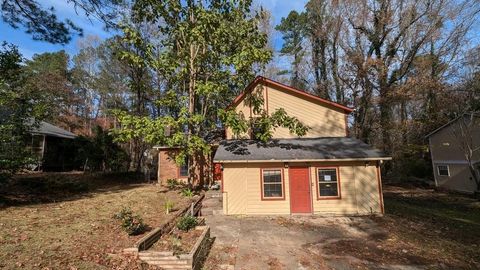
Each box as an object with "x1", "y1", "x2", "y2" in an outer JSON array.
[
  {"x1": 204, "y1": 215, "x2": 330, "y2": 270},
  {"x1": 202, "y1": 214, "x2": 430, "y2": 270}
]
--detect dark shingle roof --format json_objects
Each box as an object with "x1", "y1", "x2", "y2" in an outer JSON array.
[
  {"x1": 214, "y1": 137, "x2": 390, "y2": 162},
  {"x1": 31, "y1": 121, "x2": 77, "y2": 139}
]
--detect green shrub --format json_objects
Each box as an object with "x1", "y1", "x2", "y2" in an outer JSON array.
[
  {"x1": 113, "y1": 207, "x2": 145, "y2": 235},
  {"x1": 164, "y1": 200, "x2": 175, "y2": 214},
  {"x1": 167, "y1": 178, "x2": 179, "y2": 189},
  {"x1": 177, "y1": 215, "x2": 197, "y2": 231},
  {"x1": 181, "y1": 188, "x2": 194, "y2": 197}
]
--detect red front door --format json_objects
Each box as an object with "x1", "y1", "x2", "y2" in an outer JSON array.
[{"x1": 289, "y1": 167, "x2": 312, "y2": 213}]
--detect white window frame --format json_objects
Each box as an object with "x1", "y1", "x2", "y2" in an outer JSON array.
[{"x1": 437, "y1": 165, "x2": 450, "y2": 176}]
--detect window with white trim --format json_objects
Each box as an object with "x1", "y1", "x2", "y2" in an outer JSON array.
[
  {"x1": 262, "y1": 169, "x2": 283, "y2": 198},
  {"x1": 437, "y1": 165, "x2": 449, "y2": 176},
  {"x1": 317, "y1": 168, "x2": 339, "y2": 197}
]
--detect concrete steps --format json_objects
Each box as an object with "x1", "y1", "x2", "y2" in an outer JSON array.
[{"x1": 201, "y1": 190, "x2": 223, "y2": 216}]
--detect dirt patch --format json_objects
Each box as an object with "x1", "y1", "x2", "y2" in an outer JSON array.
[
  {"x1": 150, "y1": 227, "x2": 203, "y2": 254},
  {"x1": 318, "y1": 185, "x2": 480, "y2": 269},
  {"x1": 0, "y1": 173, "x2": 193, "y2": 269},
  {"x1": 203, "y1": 244, "x2": 237, "y2": 269},
  {"x1": 324, "y1": 239, "x2": 432, "y2": 265},
  {"x1": 266, "y1": 256, "x2": 285, "y2": 270}
]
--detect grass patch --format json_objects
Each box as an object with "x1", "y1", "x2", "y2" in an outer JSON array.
[{"x1": 378, "y1": 186, "x2": 480, "y2": 268}]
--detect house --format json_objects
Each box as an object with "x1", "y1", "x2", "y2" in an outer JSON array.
[
  {"x1": 154, "y1": 146, "x2": 217, "y2": 186},
  {"x1": 213, "y1": 76, "x2": 391, "y2": 216},
  {"x1": 426, "y1": 113, "x2": 480, "y2": 194},
  {"x1": 29, "y1": 121, "x2": 77, "y2": 171}
]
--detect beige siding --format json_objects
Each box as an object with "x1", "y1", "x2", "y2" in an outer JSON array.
[
  {"x1": 354, "y1": 164, "x2": 381, "y2": 214},
  {"x1": 429, "y1": 116, "x2": 480, "y2": 193},
  {"x1": 222, "y1": 161, "x2": 383, "y2": 216},
  {"x1": 225, "y1": 82, "x2": 347, "y2": 139},
  {"x1": 222, "y1": 163, "x2": 247, "y2": 214},
  {"x1": 429, "y1": 121, "x2": 480, "y2": 161},
  {"x1": 226, "y1": 85, "x2": 267, "y2": 139},
  {"x1": 267, "y1": 85, "x2": 346, "y2": 138},
  {"x1": 433, "y1": 163, "x2": 477, "y2": 193}
]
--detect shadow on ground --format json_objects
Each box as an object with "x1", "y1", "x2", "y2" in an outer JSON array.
[{"x1": 0, "y1": 171, "x2": 148, "y2": 207}]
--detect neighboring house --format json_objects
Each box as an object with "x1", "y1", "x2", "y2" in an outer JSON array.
[
  {"x1": 426, "y1": 113, "x2": 480, "y2": 194},
  {"x1": 29, "y1": 121, "x2": 77, "y2": 171},
  {"x1": 214, "y1": 76, "x2": 391, "y2": 216}
]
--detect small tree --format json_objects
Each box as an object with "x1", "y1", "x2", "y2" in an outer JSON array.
[
  {"x1": 0, "y1": 43, "x2": 49, "y2": 181},
  {"x1": 450, "y1": 113, "x2": 480, "y2": 192}
]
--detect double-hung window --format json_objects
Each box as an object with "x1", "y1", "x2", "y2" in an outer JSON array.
[
  {"x1": 317, "y1": 168, "x2": 340, "y2": 198},
  {"x1": 261, "y1": 169, "x2": 284, "y2": 199}
]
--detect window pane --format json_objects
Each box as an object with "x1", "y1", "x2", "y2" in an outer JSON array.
[
  {"x1": 319, "y1": 183, "x2": 338, "y2": 196},
  {"x1": 318, "y1": 169, "x2": 337, "y2": 182},
  {"x1": 264, "y1": 183, "x2": 282, "y2": 197},
  {"x1": 263, "y1": 170, "x2": 281, "y2": 183},
  {"x1": 438, "y1": 165, "x2": 449, "y2": 176},
  {"x1": 180, "y1": 157, "x2": 189, "y2": 177},
  {"x1": 262, "y1": 169, "x2": 282, "y2": 198}
]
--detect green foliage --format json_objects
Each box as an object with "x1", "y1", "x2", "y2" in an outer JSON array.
[
  {"x1": 167, "y1": 178, "x2": 180, "y2": 189},
  {"x1": 176, "y1": 215, "x2": 197, "y2": 231},
  {"x1": 393, "y1": 144, "x2": 432, "y2": 180},
  {"x1": 113, "y1": 207, "x2": 146, "y2": 235},
  {"x1": 275, "y1": 10, "x2": 307, "y2": 89},
  {"x1": 74, "y1": 126, "x2": 130, "y2": 171},
  {"x1": 181, "y1": 188, "x2": 194, "y2": 198},
  {"x1": 164, "y1": 200, "x2": 175, "y2": 214},
  {"x1": 113, "y1": 0, "x2": 274, "y2": 184},
  {"x1": 0, "y1": 43, "x2": 47, "y2": 181},
  {"x1": 1, "y1": 0, "x2": 122, "y2": 44}
]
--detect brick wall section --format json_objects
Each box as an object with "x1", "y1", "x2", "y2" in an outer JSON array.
[
  {"x1": 158, "y1": 149, "x2": 187, "y2": 185},
  {"x1": 157, "y1": 149, "x2": 215, "y2": 186}
]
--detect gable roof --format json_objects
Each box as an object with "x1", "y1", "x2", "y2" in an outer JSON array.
[
  {"x1": 214, "y1": 137, "x2": 391, "y2": 163},
  {"x1": 31, "y1": 121, "x2": 77, "y2": 139},
  {"x1": 228, "y1": 76, "x2": 354, "y2": 114},
  {"x1": 425, "y1": 112, "x2": 480, "y2": 138}
]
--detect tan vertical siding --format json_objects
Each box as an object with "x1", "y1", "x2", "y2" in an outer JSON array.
[
  {"x1": 222, "y1": 161, "x2": 383, "y2": 216},
  {"x1": 354, "y1": 164, "x2": 381, "y2": 214},
  {"x1": 222, "y1": 163, "x2": 247, "y2": 214}
]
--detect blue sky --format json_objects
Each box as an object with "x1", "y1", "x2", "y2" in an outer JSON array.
[{"x1": 0, "y1": 0, "x2": 307, "y2": 59}]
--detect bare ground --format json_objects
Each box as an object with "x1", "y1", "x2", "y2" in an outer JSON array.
[
  {"x1": 0, "y1": 173, "x2": 193, "y2": 269},
  {"x1": 203, "y1": 186, "x2": 480, "y2": 270}
]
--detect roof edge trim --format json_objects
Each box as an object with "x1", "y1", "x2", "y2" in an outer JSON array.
[{"x1": 227, "y1": 76, "x2": 354, "y2": 113}]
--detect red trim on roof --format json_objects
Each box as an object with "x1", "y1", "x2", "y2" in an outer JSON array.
[{"x1": 227, "y1": 76, "x2": 354, "y2": 114}]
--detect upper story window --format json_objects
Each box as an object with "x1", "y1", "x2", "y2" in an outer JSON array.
[
  {"x1": 437, "y1": 165, "x2": 449, "y2": 176},
  {"x1": 261, "y1": 169, "x2": 284, "y2": 199},
  {"x1": 317, "y1": 168, "x2": 340, "y2": 198}
]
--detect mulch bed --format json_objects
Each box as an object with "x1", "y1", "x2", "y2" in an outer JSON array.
[{"x1": 150, "y1": 227, "x2": 203, "y2": 254}]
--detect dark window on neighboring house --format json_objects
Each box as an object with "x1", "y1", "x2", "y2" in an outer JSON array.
[
  {"x1": 437, "y1": 165, "x2": 449, "y2": 176},
  {"x1": 179, "y1": 157, "x2": 189, "y2": 177},
  {"x1": 262, "y1": 169, "x2": 284, "y2": 199},
  {"x1": 317, "y1": 168, "x2": 340, "y2": 197}
]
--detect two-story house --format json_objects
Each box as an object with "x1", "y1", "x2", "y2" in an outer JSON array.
[
  {"x1": 213, "y1": 76, "x2": 391, "y2": 215},
  {"x1": 426, "y1": 113, "x2": 480, "y2": 194}
]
